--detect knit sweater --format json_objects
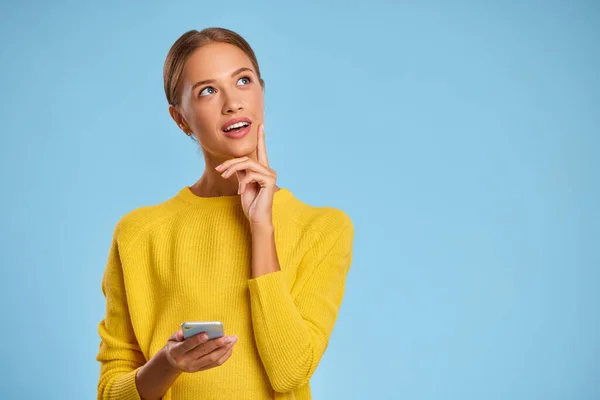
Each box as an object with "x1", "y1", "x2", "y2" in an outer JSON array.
[{"x1": 96, "y1": 186, "x2": 354, "y2": 400}]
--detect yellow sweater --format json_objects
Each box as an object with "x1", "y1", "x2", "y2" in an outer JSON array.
[{"x1": 96, "y1": 186, "x2": 354, "y2": 400}]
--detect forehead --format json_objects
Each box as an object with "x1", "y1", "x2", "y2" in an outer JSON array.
[{"x1": 182, "y1": 42, "x2": 254, "y2": 83}]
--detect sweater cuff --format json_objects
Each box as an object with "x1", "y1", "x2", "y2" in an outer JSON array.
[
  {"x1": 247, "y1": 270, "x2": 288, "y2": 300},
  {"x1": 108, "y1": 368, "x2": 142, "y2": 400}
]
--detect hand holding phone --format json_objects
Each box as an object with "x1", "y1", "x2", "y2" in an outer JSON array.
[
  {"x1": 162, "y1": 321, "x2": 237, "y2": 374},
  {"x1": 181, "y1": 321, "x2": 225, "y2": 340}
]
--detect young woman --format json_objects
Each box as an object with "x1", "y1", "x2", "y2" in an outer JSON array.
[{"x1": 96, "y1": 27, "x2": 355, "y2": 400}]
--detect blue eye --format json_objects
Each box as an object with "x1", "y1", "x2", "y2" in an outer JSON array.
[
  {"x1": 199, "y1": 76, "x2": 251, "y2": 97},
  {"x1": 199, "y1": 87, "x2": 215, "y2": 96},
  {"x1": 237, "y1": 76, "x2": 251, "y2": 85}
]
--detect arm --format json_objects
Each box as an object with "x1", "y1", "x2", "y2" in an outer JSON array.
[
  {"x1": 97, "y1": 227, "x2": 181, "y2": 400},
  {"x1": 98, "y1": 224, "x2": 238, "y2": 400},
  {"x1": 247, "y1": 218, "x2": 354, "y2": 392},
  {"x1": 96, "y1": 229, "x2": 145, "y2": 400},
  {"x1": 135, "y1": 348, "x2": 181, "y2": 400}
]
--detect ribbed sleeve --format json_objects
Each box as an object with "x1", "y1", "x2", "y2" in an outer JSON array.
[
  {"x1": 96, "y1": 225, "x2": 145, "y2": 400},
  {"x1": 247, "y1": 220, "x2": 354, "y2": 392}
]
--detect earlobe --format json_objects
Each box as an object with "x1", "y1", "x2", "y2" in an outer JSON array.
[
  {"x1": 180, "y1": 121, "x2": 192, "y2": 136},
  {"x1": 180, "y1": 123, "x2": 191, "y2": 136}
]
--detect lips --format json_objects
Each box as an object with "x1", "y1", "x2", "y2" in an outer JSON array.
[
  {"x1": 222, "y1": 123, "x2": 251, "y2": 139},
  {"x1": 221, "y1": 117, "x2": 252, "y2": 132}
]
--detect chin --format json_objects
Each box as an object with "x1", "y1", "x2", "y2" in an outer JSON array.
[{"x1": 224, "y1": 140, "x2": 256, "y2": 158}]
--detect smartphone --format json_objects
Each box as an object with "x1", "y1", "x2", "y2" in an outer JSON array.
[{"x1": 181, "y1": 321, "x2": 225, "y2": 340}]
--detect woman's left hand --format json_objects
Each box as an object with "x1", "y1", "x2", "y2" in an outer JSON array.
[{"x1": 215, "y1": 124, "x2": 277, "y2": 227}]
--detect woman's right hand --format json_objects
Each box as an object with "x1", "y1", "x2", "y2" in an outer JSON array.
[{"x1": 163, "y1": 329, "x2": 238, "y2": 373}]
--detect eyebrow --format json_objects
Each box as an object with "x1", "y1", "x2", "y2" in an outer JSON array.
[{"x1": 191, "y1": 67, "x2": 255, "y2": 91}]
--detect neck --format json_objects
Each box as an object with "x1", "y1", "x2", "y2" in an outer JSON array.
[
  {"x1": 191, "y1": 149, "x2": 278, "y2": 198},
  {"x1": 192, "y1": 171, "x2": 238, "y2": 197}
]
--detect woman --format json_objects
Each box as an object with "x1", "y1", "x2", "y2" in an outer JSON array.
[{"x1": 96, "y1": 27, "x2": 354, "y2": 400}]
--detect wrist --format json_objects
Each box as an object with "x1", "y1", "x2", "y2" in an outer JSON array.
[
  {"x1": 251, "y1": 222, "x2": 274, "y2": 235},
  {"x1": 135, "y1": 347, "x2": 182, "y2": 400},
  {"x1": 158, "y1": 346, "x2": 181, "y2": 377}
]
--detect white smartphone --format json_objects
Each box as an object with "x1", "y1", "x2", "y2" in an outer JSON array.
[{"x1": 181, "y1": 321, "x2": 225, "y2": 340}]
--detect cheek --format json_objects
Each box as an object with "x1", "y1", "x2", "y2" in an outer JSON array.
[
  {"x1": 191, "y1": 105, "x2": 217, "y2": 130},
  {"x1": 252, "y1": 92, "x2": 265, "y2": 115}
]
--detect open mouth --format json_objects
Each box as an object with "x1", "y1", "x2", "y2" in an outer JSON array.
[
  {"x1": 222, "y1": 122, "x2": 251, "y2": 138},
  {"x1": 223, "y1": 122, "x2": 249, "y2": 133}
]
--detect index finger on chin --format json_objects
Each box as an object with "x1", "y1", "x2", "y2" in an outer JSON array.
[{"x1": 257, "y1": 124, "x2": 269, "y2": 167}]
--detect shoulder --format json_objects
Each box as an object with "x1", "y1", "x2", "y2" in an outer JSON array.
[
  {"x1": 280, "y1": 193, "x2": 354, "y2": 281},
  {"x1": 112, "y1": 193, "x2": 182, "y2": 248},
  {"x1": 306, "y1": 206, "x2": 353, "y2": 240},
  {"x1": 279, "y1": 189, "x2": 354, "y2": 246}
]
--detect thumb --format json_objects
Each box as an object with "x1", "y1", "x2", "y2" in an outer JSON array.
[{"x1": 170, "y1": 329, "x2": 184, "y2": 342}]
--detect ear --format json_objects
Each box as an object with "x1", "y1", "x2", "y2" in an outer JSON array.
[{"x1": 169, "y1": 104, "x2": 191, "y2": 135}]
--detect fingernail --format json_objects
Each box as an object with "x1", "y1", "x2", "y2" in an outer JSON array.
[
  {"x1": 201, "y1": 333, "x2": 208, "y2": 341},
  {"x1": 225, "y1": 336, "x2": 237, "y2": 344}
]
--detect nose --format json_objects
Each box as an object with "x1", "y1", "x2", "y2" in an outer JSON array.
[{"x1": 222, "y1": 89, "x2": 243, "y2": 114}]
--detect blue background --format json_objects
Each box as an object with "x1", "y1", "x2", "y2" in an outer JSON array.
[{"x1": 1, "y1": 1, "x2": 598, "y2": 399}]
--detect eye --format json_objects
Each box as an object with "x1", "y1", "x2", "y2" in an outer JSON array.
[
  {"x1": 237, "y1": 76, "x2": 252, "y2": 86},
  {"x1": 199, "y1": 87, "x2": 215, "y2": 97}
]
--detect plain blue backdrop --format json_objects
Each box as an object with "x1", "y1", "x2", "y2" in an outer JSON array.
[{"x1": 1, "y1": 0, "x2": 598, "y2": 399}]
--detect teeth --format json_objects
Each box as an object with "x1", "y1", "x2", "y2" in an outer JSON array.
[{"x1": 224, "y1": 121, "x2": 249, "y2": 131}]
